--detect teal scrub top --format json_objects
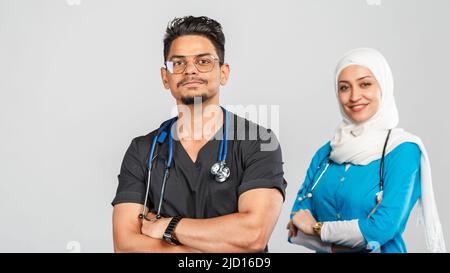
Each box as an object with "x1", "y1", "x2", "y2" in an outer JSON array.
[{"x1": 290, "y1": 142, "x2": 422, "y2": 253}]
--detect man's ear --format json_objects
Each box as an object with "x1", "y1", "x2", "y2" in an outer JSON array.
[
  {"x1": 161, "y1": 67, "x2": 170, "y2": 89},
  {"x1": 220, "y1": 63, "x2": 230, "y2": 86}
]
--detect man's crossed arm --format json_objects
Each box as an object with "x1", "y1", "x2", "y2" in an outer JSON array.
[{"x1": 112, "y1": 188, "x2": 283, "y2": 253}]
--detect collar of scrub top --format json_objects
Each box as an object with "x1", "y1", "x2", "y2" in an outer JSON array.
[{"x1": 139, "y1": 107, "x2": 229, "y2": 221}]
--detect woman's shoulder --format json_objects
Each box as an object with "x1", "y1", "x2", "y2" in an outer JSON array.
[
  {"x1": 311, "y1": 141, "x2": 332, "y2": 163},
  {"x1": 388, "y1": 142, "x2": 421, "y2": 159},
  {"x1": 385, "y1": 142, "x2": 422, "y2": 171}
]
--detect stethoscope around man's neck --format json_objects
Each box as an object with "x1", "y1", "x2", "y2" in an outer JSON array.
[
  {"x1": 297, "y1": 129, "x2": 392, "y2": 218},
  {"x1": 138, "y1": 107, "x2": 230, "y2": 221}
]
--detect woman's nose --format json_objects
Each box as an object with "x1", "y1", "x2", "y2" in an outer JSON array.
[{"x1": 350, "y1": 87, "x2": 362, "y2": 102}]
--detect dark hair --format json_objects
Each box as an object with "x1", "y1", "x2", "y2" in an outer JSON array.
[{"x1": 163, "y1": 16, "x2": 225, "y2": 65}]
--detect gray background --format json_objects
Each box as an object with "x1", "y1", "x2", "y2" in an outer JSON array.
[{"x1": 1, "y1": 0, "x2": 449, "y2": 252}]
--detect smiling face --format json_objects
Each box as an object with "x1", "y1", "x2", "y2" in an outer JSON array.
[
  {"x1": 161, "y1": 35, "x2": 230, "y2": 105},
  {"x1": 337, "y1": 65, "x2": 381, "y2": 124}
]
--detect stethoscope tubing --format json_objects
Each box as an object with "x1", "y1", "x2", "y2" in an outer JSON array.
[{"x1": 140, "y1": 108, "x2": 229, "y2": 220}]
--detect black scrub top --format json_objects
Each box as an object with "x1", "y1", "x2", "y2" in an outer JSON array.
[{"x1": 112, "y1": 112, "x2": 287, "y2": 219}]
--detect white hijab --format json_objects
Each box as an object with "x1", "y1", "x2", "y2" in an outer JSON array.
[{"x1": 330, "y1": 48, "x2": 446, "y2": 253}]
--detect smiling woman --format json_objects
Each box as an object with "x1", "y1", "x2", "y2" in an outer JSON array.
[
  {"x1": 287, "y1": 48, "x2": 446, "y2": 253},
  {"x1": 337, "y1": 65, "x2": 381, "y2": 124}
]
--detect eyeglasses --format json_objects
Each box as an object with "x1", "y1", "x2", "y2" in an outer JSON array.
[{"x1": 165, "y1": 54, "x2": 220, "y2": 74}]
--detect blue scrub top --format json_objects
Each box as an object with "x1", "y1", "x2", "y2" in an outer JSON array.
[{"x1": 291, "y1": 142, "x2": 422, "y2": 253}]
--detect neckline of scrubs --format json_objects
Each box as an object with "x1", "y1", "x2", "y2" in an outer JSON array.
[{"x1": 172, "y1": 116, "x2": 230, "y2": 166}]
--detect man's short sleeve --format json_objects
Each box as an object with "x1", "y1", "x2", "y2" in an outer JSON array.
[
  {"x1": 111, "y1": 137, "x2": 149, "y2": 208},
  {"x1": 238, "y1": 128, "x2": 287, "y2": 201}
]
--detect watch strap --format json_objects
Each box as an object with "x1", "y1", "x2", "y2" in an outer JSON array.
[{"x1": 163, "y1": 216, "x2": 182, "y2": 245}]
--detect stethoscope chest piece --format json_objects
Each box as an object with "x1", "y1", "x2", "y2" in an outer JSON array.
[{"x1": 210, "y1": 161, "x2": 230, "y2": 183}]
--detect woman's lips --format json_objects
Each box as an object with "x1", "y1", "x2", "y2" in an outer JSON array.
[{"x1": 349, "y1": 104, "x2": 368, "y2": 112}]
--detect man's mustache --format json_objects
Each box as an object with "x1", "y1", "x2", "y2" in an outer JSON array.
[{"x1": 177, "y1": 77, "x2": 208, "y2": 88}]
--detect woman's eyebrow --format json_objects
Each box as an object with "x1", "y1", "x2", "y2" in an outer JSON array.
[
  {"x1": 339, "y1": 75, "x2": 372, "y2": 84},
  {"x1": 357, "y1": 75, "x2": 372, "y2": 81}
]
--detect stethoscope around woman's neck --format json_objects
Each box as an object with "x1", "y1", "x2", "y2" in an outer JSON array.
[
  {"x1": 138, "y1": 107, "x2": 230, "y2": 221},
  {"x1": 297, "y1": 129, "x2": 392, "y2": 218}
]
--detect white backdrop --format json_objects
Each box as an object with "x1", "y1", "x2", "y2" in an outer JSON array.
[{"x1": 1, "y1": 0, "x2": 449, "y2": 252}]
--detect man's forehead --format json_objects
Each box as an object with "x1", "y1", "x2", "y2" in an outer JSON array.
[{"x1": 168, "y1": 35, "x2": 217, "y2": 58}]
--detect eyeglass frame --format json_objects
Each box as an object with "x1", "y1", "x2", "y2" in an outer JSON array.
[{"x1": 164, "y1": 54, "x2": 221, "y2": 74}]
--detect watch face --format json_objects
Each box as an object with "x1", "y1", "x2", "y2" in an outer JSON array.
[
  {"x1": 163, "y1": 233, "x2": 175, "y2": 245},
  {"x1": 313, "y1": 223, "x2": 320, "y2": 232}
]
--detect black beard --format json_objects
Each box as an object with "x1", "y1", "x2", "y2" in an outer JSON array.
[{"x1": 181, "y1": 95, "x2": 209, "y2": 105}]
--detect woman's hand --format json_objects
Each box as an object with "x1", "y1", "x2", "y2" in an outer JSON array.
[
  {"x1": 291, "y1": 209, "x2": 318, "y2": 236},
  {"x1": 286, "y1": 220, "x2": 298, "y2": 238}
]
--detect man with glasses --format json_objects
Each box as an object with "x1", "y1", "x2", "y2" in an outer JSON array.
[{"x1": 111, "y1": 16, "x2": 286, "y2": 252}]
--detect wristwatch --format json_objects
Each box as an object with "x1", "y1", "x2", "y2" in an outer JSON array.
[
  {"x1": 163, "y1": 216, "x2": 182, "y2": 245},
  {"x1": 313, "y1": 222, "x2": 323, "y2": 234}
]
